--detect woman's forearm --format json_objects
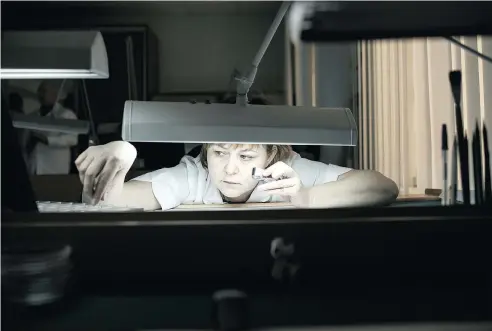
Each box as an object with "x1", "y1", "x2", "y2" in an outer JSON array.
[
  {"x1": 99, "y1": 173, "x2": 161, "y2": 211},
  {"x1": 297, "y1": 170, "x2": 399, "y2": 208}
]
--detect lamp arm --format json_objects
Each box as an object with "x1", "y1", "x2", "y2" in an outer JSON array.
[{"x1": 236, "y1": 2, "x2": 292, "y2": 106}]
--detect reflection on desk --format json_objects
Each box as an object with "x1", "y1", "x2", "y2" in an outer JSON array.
[
  {"x1": 171, "y1": 202, "x2": 295, "y2": 211},
  {"x1": 36, "y1": 201, "x2": 144, "y2": 213},
  {"x1": 168, "y1": 194, "x2": 442, "y2": 211},
  {"x1": 391, "y1": 194, "x2": 441, "y2": 207},
  {"x1": 396, "y1": 194, "x2": 441, "y2": 202},
  {"x1": 33, "y1": 195, "x2": 442, "y2": 213}
]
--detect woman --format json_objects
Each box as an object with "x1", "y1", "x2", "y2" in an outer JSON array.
[{"x1": 75, "y1": 141, "x2": 399, "y2": 210}]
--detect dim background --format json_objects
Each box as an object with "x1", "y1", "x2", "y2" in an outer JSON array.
[{"x1": 1, "y1": 1, "x2": 356, "y2": 174}]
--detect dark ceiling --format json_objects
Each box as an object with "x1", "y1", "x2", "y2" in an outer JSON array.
[{"x1": 2, "y1": 1, "x2": 282, "y2": 30}]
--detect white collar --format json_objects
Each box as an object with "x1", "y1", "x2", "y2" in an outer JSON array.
[{"x1": 202, "y1": 177, "x2": 274, "y2": 205}]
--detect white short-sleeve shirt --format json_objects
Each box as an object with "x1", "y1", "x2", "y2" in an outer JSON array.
[{"x1": 132, "y1": 152, "x2": 352, "y2": 210}]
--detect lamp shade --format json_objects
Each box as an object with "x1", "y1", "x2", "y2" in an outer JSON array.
[
  {"x1": 122, "y1": 101, "x2": 357, "y2": 146},
  {"x1": 1, "y1": 30, "x2": 109, "y2": 79}
]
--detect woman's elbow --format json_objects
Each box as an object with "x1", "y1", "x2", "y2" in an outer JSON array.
[{"x1": 374, "y1": 171, "x2": 399, "y2": 203}]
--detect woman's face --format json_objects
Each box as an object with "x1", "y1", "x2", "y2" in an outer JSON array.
[{"x1": 207, "y1": 144, "x2": 270, "y2": 201}]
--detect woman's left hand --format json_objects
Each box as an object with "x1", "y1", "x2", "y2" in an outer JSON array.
[{"x1": 257, "y1": 161, "x2": 303, "y2": 197}]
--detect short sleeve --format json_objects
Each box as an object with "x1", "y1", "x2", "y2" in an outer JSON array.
[
  {"x1": 315, "y1": 163, "x2": 352, "y2": 184},
  {"x1": 131, "y1": 163, "x2": 191, "y2": 210},
  {"x1": 289, "y1": 153, "x2": 352, "y2": 187}
]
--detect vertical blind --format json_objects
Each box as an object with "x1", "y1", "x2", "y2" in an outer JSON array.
[{"x1": 358, "y1": 36, "x2": 492, "y2": 195}]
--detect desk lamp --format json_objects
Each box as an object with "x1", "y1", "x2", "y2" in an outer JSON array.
[
  {"x1": 1, "y1": 30, "x2": 110, "y2": 213},
  {"x1": 1, "y1": 31, "x2": 111, "y2": 305},
  {"x1": 121, "y1": 2, "x2": 358, "y2": 147},
  {"x1": 2, "y1": 30, "x2": 109, "y2": 79},
  {"x1": 1, "y1": 30, "x2": 109, "y2": 139}
]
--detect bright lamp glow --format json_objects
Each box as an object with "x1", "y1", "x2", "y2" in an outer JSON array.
[
  {"x1": 1, "y1": 31, "x2": 109, "y2": 79},
  {"x1": 1, "y1": 69, "x2": 107, "y2": 80}
]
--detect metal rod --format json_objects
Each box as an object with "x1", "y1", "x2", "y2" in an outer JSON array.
[
  {"x1": 81, "y1": 80, "x2": 99, "y2": 146},
  {"x1": 444, "y1": 36, "x2": 492, "y2": 64},
  {"x1": 236, "y1": 2, "x2": 292, "y2": 106}
]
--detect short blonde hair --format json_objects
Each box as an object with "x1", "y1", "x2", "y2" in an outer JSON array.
[{"x1": 200, "y1": 144, "x2": 293, "y2": 169}]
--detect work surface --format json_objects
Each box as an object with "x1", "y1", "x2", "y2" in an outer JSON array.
[
  {"x1": 170, "y1": 194, "x2": 441, "y2": 211},
  {"x1": 29, "y1": 174, "x2": 441, "y2": 208},
  {"x1": 167, "y1": 195, "x2": 441, "y2": 211}
]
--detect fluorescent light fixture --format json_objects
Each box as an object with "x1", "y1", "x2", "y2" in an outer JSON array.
[
  {"x1": 11, "y1": 112, "x2": 90, "y2": 135},
  {"x1": 1, "y1": 30, "x2": 109, "y2": 79},
  {"x1": 122, "y1": 101, "x2": 357, "y2": 146}
]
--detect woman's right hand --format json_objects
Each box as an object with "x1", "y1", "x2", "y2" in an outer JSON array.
[{"x1": 75, "y1": 141, "x2": 137, "y2": 204}]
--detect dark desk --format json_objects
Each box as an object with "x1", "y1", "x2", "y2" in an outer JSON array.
[
  {"x1": 2, "y1": 207, "x2": 491, "y2": 331},
  {"x1": 391, "y1": 194, "x2": 441, "y2": 207}
]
